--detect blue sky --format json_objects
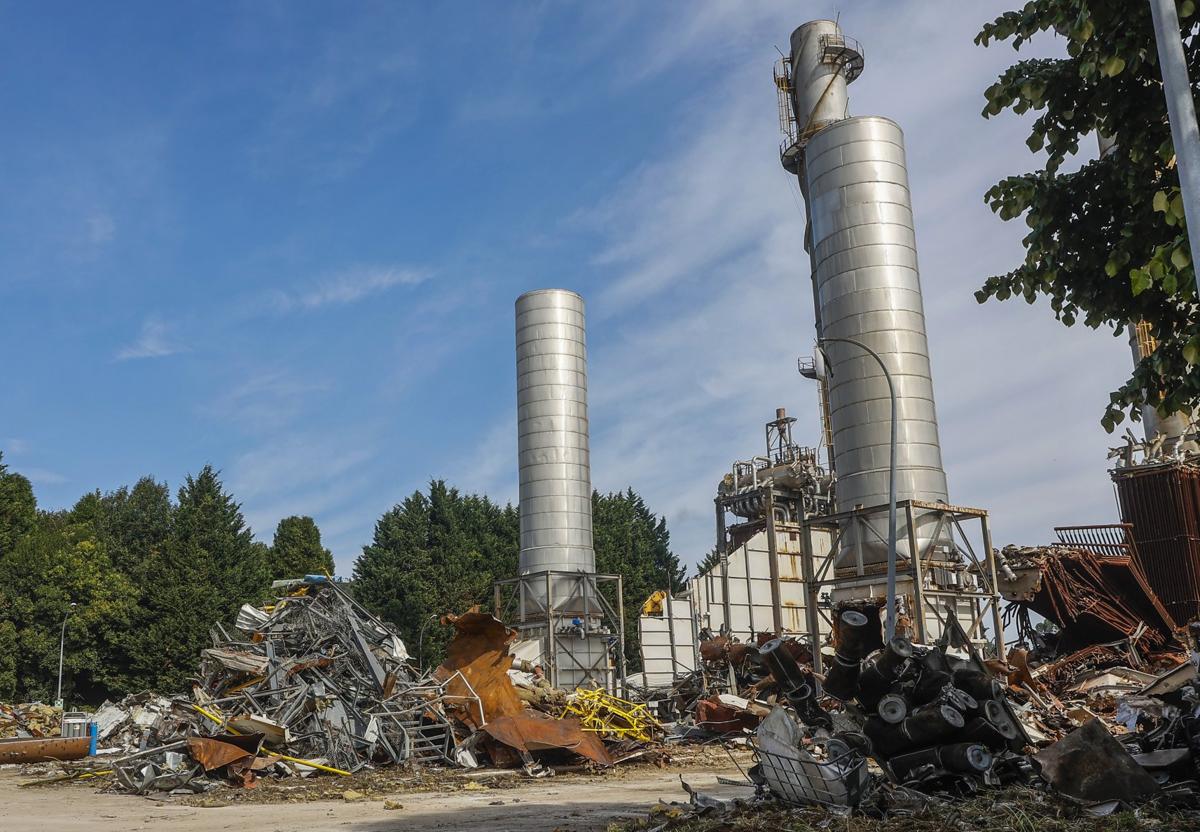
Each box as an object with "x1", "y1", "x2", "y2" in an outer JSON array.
[{"x1": 1, "y1": 1, "x2": 1135, "y2": 573}]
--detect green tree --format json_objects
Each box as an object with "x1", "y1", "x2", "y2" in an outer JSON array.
[
  {"x1": 592, "y1": 489, "x2": 686, "y2": 672},
  {"x1": 353, "y1": 481, "x2": 519, "y2": 667},
  {"x1": 76, "y1": 478, "x2": 177, "y2": 691},
  {"x1": 142, "y1": 466, "x2": 268, "y2": 691},
  {"x1": 976, "y1": 1, "x2": 1200, "y2": 429},
  {"x1": 270, "y1": 515, "x2": 334, "y2": 580},
  {"x1": 0, "y1": 451, "x2": 36, "y2": 555},
  {"x1": 695, "y1": 547, "x2": 721, "y2": 576},
  {"x1": 0, "y1": 510, "x2": 138, "y2": 702}
]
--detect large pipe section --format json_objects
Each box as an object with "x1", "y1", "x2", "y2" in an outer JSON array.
[
  {"x1": 785, "y1": 20, "x2": 950, "y2": 563},
  {"x1": 515, "y1": 289, "x2": 596, "y2": 584}
]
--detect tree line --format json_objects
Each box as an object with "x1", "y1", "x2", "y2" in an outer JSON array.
[{"x1": 0, "y1": 452, "x2": 683, "y2": 704}]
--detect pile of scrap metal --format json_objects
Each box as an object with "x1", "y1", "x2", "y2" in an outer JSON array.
[
  {"x1": 748, "y1": 611, "x2": 1033, "y2": 810},
  {"x1": 644, "y1": 629, "x2": 812, "y2": 737},
  {"x1": 737, "y1": 605, "x2": 1200, "y2": 817},
  {"x1": 25, "y1": 581, "x2": 627, "y2": 795},
  {"x1": 998, "y1": 543, "x2": 1180, "y2": 662}
]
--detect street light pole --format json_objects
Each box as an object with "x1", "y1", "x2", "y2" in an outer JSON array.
[
  {"x1": 1149, "y1": 0, "x2": 1200, "y2": 272},
  {"x1": 813, "y1": 337, "x2": 899, "y2": 641},
  {"x1": 55, "y1": 602, "x2": 76, "y2": 710}
]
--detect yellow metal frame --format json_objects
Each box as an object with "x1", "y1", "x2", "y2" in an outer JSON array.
[{"x1": 560, "y1": 688, "x2": 662, "y2": 743}]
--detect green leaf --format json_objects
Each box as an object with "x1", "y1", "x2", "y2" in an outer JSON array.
[
  {"x1": 1131, "y1": 269, "x2": 1152, "y2": 295},
  {"x1": 1154, "y1": 190, "x2": 1170, "y2": 213},
  {"x1": 1183, "y1": 0, "x2": 1196, "y2": 18},
  {"x1": 1184, "y1": 336, "x2": 1200, "y2": 366},
  {"x1": 1105, "y1": 258, "x2": 1120, "y2": 277},
  {"x1": 1172, "y1": 194, "x2": 1187, "y2": 220},
  {"x1": 1172, "y1": 245, "x2": 1191, "y2": 270},
  {"x1": 1101, "y1": 56, "x2": 1126, "y2": 77}
]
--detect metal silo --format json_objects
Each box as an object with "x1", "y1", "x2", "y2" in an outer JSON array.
[
  {"x1": 515, "y1": 289, "x2": 596, "y2": 583},
  {"x1": 784, "y1": 21, "x2": 950, "y2": 564}
]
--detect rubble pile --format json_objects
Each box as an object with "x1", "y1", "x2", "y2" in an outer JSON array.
[
  {"x1": 0, "y1": 702, "x2": 61, "y2": 738},
  {"x1": 22, "y1": 578, "x2": 634, "y2": 796}
]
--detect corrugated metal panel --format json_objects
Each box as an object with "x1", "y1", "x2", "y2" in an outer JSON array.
[{"x1": 1113, "y1": 462, "x2": 1200, "y2": 624}]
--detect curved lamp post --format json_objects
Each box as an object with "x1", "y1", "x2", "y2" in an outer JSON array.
[
  {"x1": 808, "y1": 337, "x2": 899, "y2": 641},
  {"x1": 55, "y1": 602, "x2": 77, "y2": 709}
]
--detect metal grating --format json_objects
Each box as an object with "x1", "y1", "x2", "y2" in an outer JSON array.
[{"x1": 1054, "y1": 524, "x2": 1138, "y2": 560}]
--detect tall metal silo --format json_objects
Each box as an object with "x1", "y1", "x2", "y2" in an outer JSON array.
[
  {"x1": 783, "y1": 20, "x2": 951, "y2": 564},
  {"x1": 515, "y1": 288, "x2": 596, "y2": 583}
]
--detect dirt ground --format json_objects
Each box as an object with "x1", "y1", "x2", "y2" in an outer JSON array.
[{"x1": 0, "y1": 760, "x2": 749, "y2": 832}]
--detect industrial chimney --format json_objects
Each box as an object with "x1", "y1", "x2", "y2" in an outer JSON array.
[{"x1": 782, "y1": 20, "x2": 951, "y2": 563}]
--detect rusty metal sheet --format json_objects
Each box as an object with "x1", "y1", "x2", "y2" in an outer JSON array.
[
  {"x1": 694, "y1": 696, "x2": 761, "y2": 734},
  {"x1": 0, "y1": 735, "x2": 88, "y2": 764},
  {"x1": 433, "y1": 609, "x2": 524, "y2": 728},
  {"x1": 481, "y1": 713, "x2": 612, "y2": 766},
  {"x1": 187, "y1": 738, "x2": 253, "y2": 771}
]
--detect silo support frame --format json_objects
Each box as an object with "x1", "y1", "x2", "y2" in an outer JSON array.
[
  {"x1": 797, "y1": 500, "x2": 1005, "y2": 670},
  {"x1": 493, "y1": 571, "x2": 627, "y2": 693}
]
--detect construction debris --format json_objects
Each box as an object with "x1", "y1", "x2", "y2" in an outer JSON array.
[
  {"x1": 998, "y1": 543, "x2": 1179, "y2": 656},
  {"x1": 1034, "y1": 718, "x2": 1159, "y2": 804},
  {"x1": 0, "y1": 702, "x2": 62, "y2": 738}
]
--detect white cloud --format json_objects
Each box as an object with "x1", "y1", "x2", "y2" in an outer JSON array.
[
  {"x1": 2, "y1": 438, "x2": 31, "y2": 456},
  {"x1": 268, "y1": 265, "x2": 429, "y2": 313},
  {"x1": 115, "y1": 317, "x2": 185, "y2": 360},
  {"x1": 85, "y1": 211, "x2": 116, "y2": 245},
  {"x1": 22, "y1": 467, "x2": 68, "y2": 486},
  {"x1": 206, "y1": 369, "x2": 331, "y2": 434}
]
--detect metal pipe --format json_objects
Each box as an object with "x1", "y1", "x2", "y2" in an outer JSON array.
[
  {"x1": 820, "y1": 336, "x2": 898, "y2": 640},
  {"x1": 1149, "y1": 0, "x2": 1200, "y2": 274},
  {"x1": 55, "y1": 602, "x2": 76, "y2": 708}
]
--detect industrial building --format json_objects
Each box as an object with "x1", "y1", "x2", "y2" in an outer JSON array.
[{"x1": 641, "y1": 19, "x2": 1008, "y2": 682}]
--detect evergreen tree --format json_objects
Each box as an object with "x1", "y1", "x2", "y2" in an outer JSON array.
[
  {"x1": 353, "y1": 481, "x2": 518, "y2": 667},
  {"x1": 592, "y1": 489, "x2": 686, "y2": 672},
  {"x1": 270, "y1": 515, "x2": 334, "y2": 579},
  {"x1": 143, "y1": 466, "x2": 268, "y2": 691}
]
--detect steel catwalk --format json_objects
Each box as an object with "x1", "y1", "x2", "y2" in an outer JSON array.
[{"x1": 515, "y1": 289, "x2": 596, "y2": 578}]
